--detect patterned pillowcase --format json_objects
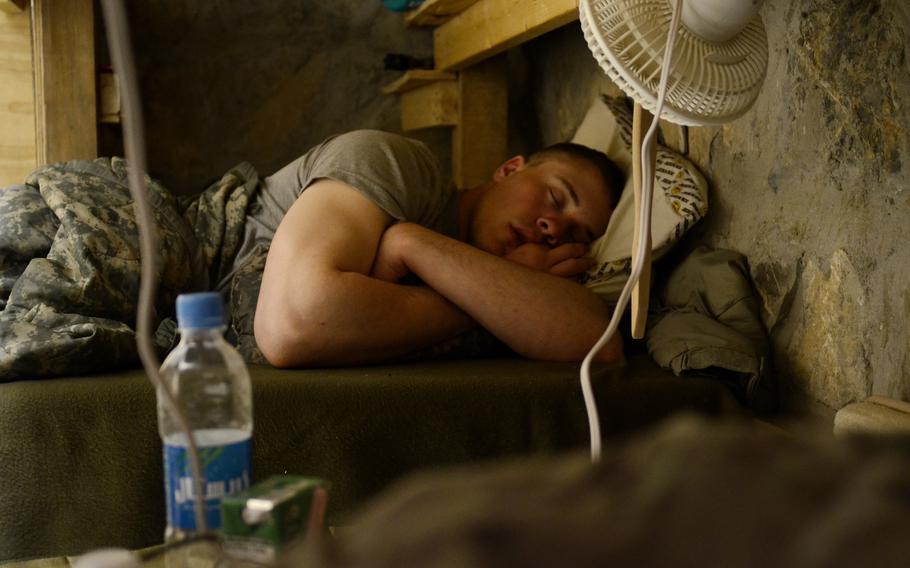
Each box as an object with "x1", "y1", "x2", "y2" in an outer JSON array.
[{"x1": 572, "y1": 95, "x2": 709, "y2": 302}]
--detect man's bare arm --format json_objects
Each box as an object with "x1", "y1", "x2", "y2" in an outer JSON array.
[
  {"x1": 254, "y1": 181, "x2": 475, "y2": 367},
  {"x1": 373, "y1": 222, "x2": 623, "y2": 363}
]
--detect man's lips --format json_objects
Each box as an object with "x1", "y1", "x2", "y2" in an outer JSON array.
[{"x1": 508, "y1": 225, "x2": 523, "y2": 249}]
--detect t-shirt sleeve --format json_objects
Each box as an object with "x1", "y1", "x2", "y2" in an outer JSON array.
[{"x1": 304, "y1": 130, "x2": 446, "y2": 226}]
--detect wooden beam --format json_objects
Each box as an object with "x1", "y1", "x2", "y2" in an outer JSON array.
[
  {"x1": 0, "y1": 4, "x2": 36, "y2": 185},
  {"x1": 381, "y1": 69, "x2": 457, "y2": 95},
  {"x1": 435, "y1": 0, "x2": 578, "y2": 71},
  {"x1": 406, "y1": 0, "x2": 480, "y2": 27},
  {"x1": 630, "y1": 103, "x2": 655, "y2": 340},
  {"x1": 0, "y1": 0, "x2": 27, "y2": 14},
  {"x1": 400, "y1": 79, "x2": 458, "y2": 131},
  {"x1": 99, "y1": 70, "x2": 121, "y2": 124},
  {"x1": 452, "y1": 55, "x2": 507, "y2": 189},
  {"x1": 32, "y1": 0, "x2": 96, "y2": 165}
]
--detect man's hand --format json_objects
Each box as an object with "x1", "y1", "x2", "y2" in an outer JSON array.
[
  {"x1": 370, "y1": 223, "x2": 411, "y2": 283},
  {"x1": 503, "y1": 242, "x2": 595, "y2": 280}
]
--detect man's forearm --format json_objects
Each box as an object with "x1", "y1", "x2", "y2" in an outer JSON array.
[
  {"x1": 257, "y1": 267, "x2": 475, "y2": 367},
  {"x1": 390, "y1": 224, "x2": 621, "y2": 362}
]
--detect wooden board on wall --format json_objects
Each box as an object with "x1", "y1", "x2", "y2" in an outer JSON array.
[
  {"x1": 406, "y1": 0, "x2": 480, "y2": 27},
  {"x1": 400, "y1": 80, "x2": 458, "y2": 131},
  {"x1": 0, "y1": 5, "x2": 36, "y2": 186},
  {"x1": 452, "y1": 55, "x2": 507, "y2": 189},
  {"x1": 32, "y1": 0, "x2": 97, "y2": 165},
  {"x1": 435, "y1": 0, "x2": 578, "y2": 71}
]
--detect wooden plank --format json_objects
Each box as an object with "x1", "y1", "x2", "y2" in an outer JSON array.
[
  {"x1": 435, "y1": 0, "x2": 578, "y2": 71},
  {"x1": 406, "y1": 0, "x2": 480, "y2": 27},
  {"x1": 381, "y1": 69, "x2": 457, "y2": 95},
  {"x1": 32, "y1": 0, "x2": 97, "y2": 165},
  {"x1": 0, "y1": 5, "x2": 36, "y2": 186},
  {"x1": 452, "y1": 56, "x2": 507, "y2": 189},
  {"x1": 630, "y1": 102, "x2": 655, "y2": 340},
  {"x1": 99, "y1": 71, "x2": 121, "y2": 124},
  {"x1": 0, "y1": 0, "x2": 27, "y2": 14},
  {"x1": 400, "y1": 80, "x2": 458, "y2": 131}
]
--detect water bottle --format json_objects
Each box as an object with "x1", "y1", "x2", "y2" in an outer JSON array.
[
  {"x1": 157, "y1": 292, "x2": 253, "y2": 543},
  {"x1": 382, "y1": 0, "x2": 423, "y2": 12}
]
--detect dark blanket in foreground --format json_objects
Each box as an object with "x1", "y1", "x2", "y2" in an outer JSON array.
[
  {"x1": 300, "y1": 415, "x2": 910, "y2": 568},
  {"x1": 0, "y1": 158, "x2": 257, "y2": 380}
]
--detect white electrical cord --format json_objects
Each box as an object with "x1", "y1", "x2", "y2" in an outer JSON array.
[
  {"x1": 580, "y1": 0, "x2": 684, "y2": 463},
  {"x1": 98, "y1": 0, "x2": 209, "y2": 534}
]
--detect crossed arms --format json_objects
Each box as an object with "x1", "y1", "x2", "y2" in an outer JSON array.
[{"x1": 254, "y1": 180, "x2": 623, "y2": 367}]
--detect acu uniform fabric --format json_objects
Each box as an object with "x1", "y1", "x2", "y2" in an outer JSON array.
[{"x1": 0, "y1": 158, "x2": 255, "y2": 380}]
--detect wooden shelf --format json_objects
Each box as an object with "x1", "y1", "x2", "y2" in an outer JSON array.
[
  {"x1": 435, "y1": 0, "x2": 578, "y2": 71},
  {"x1": 405, "y1": 0, "x2": 480, "y2": 27},
  {"x1": 381, "y1": 69, "x2": 457, "y2": 95}
]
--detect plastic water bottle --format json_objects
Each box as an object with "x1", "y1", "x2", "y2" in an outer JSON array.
[
  {"x1": 382, "y1": 0, "x2": 423, "y2": 12},
  {"x1": 157, "y1": 292, "x2": 253, "y2": 543}
]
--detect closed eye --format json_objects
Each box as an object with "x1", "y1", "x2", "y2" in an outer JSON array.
[{"x1": 548, "y1": 188, "x2": 563, "y2": 209}]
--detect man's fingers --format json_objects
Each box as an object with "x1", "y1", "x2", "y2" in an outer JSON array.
[
  {"x1": 546, "y1": 242, "x2": 589, "y2": 264},
  {"x1": 550, "y1": 256, "x2": 595, "y2": 278}
]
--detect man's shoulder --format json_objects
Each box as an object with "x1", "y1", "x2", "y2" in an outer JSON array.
[{"x1": 328, "y1": 129, "x2": 432, "y2": 157}]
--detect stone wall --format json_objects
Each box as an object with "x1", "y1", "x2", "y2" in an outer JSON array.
[
  {"x1": 113, "y1": 0, "x2": 909, "y2": 412},
  {"x1": 524, "y1": 0, "x2": 910, "y2": 410}
]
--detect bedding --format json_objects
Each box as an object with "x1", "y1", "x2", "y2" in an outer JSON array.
[
  {"x1": 573, "y1": 95, "x2": 709, "y2": 302},
  {"x1": 0, "y1": 158, "x2": 257, "y2": 380}
]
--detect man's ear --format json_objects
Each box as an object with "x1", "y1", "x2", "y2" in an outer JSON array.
[{"x1": 492, "y1": 155, "x2": 527, "y2": 181}]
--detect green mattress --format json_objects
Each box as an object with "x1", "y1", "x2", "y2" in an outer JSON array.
[{"x1": 0, "y1": 356, "x2": 738, "y2": 562}]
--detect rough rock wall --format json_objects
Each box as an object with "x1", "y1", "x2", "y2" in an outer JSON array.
[
  {"x1": 111, "y1": 1, "x2": 444, "y2": 193},
  {"x1": 524, "y1": 0, "x2": 910, "y2": 410}
]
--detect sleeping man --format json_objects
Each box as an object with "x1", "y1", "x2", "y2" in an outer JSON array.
[{"x1": 246, "y1": 129, "x2": 625, "y2": 367}]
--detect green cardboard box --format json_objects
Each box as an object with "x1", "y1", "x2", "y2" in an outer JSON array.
[{"x1": 222, "y1": 475, "x2": 328, "y2": 563}]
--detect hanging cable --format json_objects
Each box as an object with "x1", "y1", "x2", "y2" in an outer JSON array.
[
  {"x1": 98, "y1": 0, "x2": 208, "y2": 534},
  {"x1": 580, "y1": 0, "x2": 684, "y2": 463}
]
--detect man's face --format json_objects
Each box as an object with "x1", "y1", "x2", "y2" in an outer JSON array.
[{"x1": 469, "y1": 154, "x2": 615, "y2": 256}]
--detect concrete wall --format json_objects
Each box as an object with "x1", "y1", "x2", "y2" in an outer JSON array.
[
  {"x1": 524, "y1": 0, "x2": 910, "y2": 410},
  {"x1": 112, "y1": 1, "x2": 446, "y2": 194}
]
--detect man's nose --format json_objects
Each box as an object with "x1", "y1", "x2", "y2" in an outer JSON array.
[{"x1": 536, "y1": 216, "x2": 567, "y2": 245}]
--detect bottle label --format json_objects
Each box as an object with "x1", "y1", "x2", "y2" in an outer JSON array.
[{"x1": 164, "y1": 436, "x2": 251, "y2": 531}]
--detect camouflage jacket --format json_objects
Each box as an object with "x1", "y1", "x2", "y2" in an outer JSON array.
[{"x1": 0, "y1": 158, "x2": 257, "y2": 381}]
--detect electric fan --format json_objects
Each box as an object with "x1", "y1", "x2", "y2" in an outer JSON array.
[{"x1": 578, "y1": 0, "x2": 769, "y2": 461}]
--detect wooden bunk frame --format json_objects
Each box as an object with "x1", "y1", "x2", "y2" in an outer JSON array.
[
  {"x1": 384, "y1": 0, "x2": 579, "y2": 189},
  {"x1": 0, "y1": 0, "x2": 100, "y2": 186}
]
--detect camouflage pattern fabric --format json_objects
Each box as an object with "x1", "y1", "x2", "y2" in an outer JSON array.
[
  {"x1": 0, "y1": 158, "x2": 256, "y2": 381},
  {"x1": 225, "y1": 244, "x2": 269, "y2": 364},
  {"x1": 179, "y1": 161, "x2": 259, "y2": 291}
]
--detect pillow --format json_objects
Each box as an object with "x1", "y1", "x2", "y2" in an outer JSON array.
[{"x1": 572, "y1": 95, "x2": 709, "y2": 302}]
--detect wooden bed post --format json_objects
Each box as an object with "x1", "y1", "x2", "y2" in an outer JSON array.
[
  {"x1": 32, "y1": 0, "x2": 97, "y2": 165},
  {"x1": 452, "y1": 55, "x2": 507, "y2": 190}
]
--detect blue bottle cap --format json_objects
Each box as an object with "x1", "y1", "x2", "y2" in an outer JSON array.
[
  {"x1": 176, "y1": 292, "x2": 225, "y2": 329},
  {"x1": 382, "y1": 0, "x2": 423, "y2": 12}
]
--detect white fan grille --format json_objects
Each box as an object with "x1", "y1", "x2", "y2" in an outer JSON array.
[{"x1": 580, "y1": 0, "x2": 768, "y2": 126}]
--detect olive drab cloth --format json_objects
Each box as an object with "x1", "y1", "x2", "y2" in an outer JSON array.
[
  {"x1": 646, "y1": 246, "x2": 776, "y2": 413},
  {"x1": 0, "y1": 158, "x2": 257, "y2": 380}
]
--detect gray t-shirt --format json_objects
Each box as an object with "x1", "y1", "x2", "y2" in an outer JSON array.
[{"x1": 230, "y1": 129, "x2": 458, "y2": 284}]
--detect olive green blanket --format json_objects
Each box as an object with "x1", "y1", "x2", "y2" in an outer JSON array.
[{"x1": 0, "y1": 356, "x2": 737, "y2": 562}]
